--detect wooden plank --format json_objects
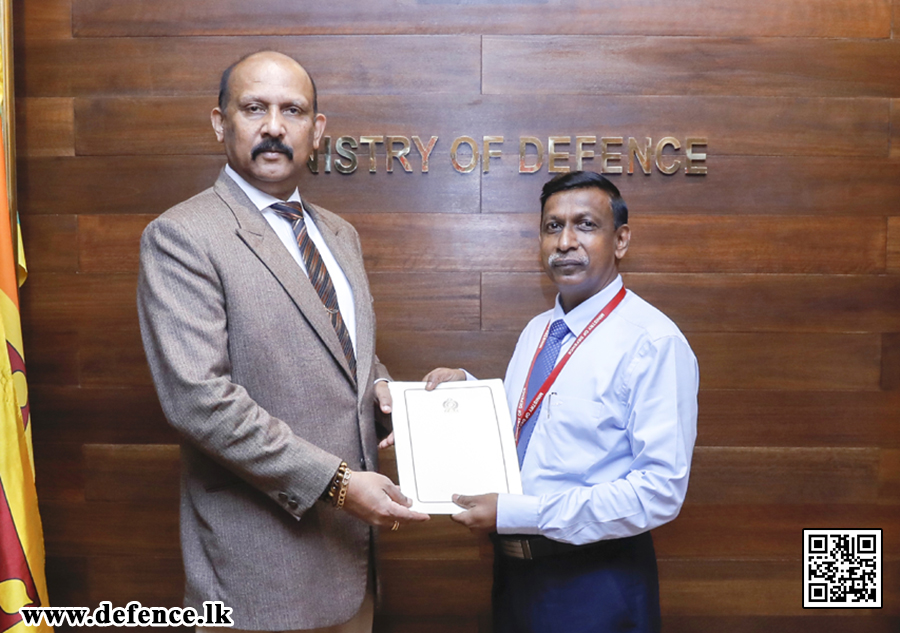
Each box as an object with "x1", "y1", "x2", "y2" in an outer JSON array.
[
  {"x1": 83, "y1": 444, "x2": 180, "y2": 503},
  {"x1": 654, "y1": 504, "x2": 900, "y2": 559},
  {"x1": 884, "y1": 333, "x2": 900, "y2": 391},
  {"x1": 80, "y1": 325, "x2": 152, "y2": 387},
  {"x1": 29, "y1": 385, "x2": 174, "y2": 444},
  {"x1": 664, "y1": 617, "x2": 900, "y2": 633},
  {"x1": 18, "y1": 156, "x2": 224, "y2": 216},
  {"x1": 69, "y1": 213, "x2": 886, "y2": 278},
  {"x1": 21, "y1": 156, "x2": 900, "y2": 218},
  {"x1": 484, "y1": 36, "x2": 900, "y2": 98},
  {"x1": 374, "y1": 616, "x2": 480, "y2": 633},
  {"x1": 691, "y1": 333, "x2": 881, "y2": 391},
  {"x1": 659, "y1": 559, "x2": 899, "y2": 615},
  {"x1": 22, "y1": 273, "x2": 138, "y2": 332},
  {"x1": 13, "y1": 0, "x2": 72, "y2": 41},
  {"x1": 45, "y1": 556, "x2": 90, "y2": 610},
  {"x1": 356, "y1": 214, "x2": 885, "y2": 275},
  {"x1": 687, "y1": 447, "x2": 881, "y2": 505},
  {"x1": 892, "y1": 99, "x2": 900, "y2": 157},
  {"x1": 889, "y1": 217, "x2": 900, "y2": 272},
  {"x1": 625, "y1": 216, "x2": 886, "y2": 274},
  {"x1": 72, "y1": 95, "x2": 890, "y2": 158},
  {"x1": 15, "y1": 98, "x2": 74, "y2": 157},
  {"x1": 376, "y1": 331, "x2": 519, "y2": 383},
  {"x1": 483, "y1": 156, "x2": 900, "y2": 216},
  {"x1": 21, "y1": 328, "x2": 79, "y2": 386},
  {"x1": 379, "y1": 559, "x2": 492, "y2": 616},
  {"x1": 41, "y1": 500, "x2": 180, "y2": 557},
  {"x1": 33, "y1": 442, "x2": 84, "y2": 502},
  {"x1": 87, "y1": 556, "x2": 184, "y2": 607},
  {"x1": 71, "y1": 0, "x2": 891, "y2": 38},
  {"x1": 18, "y1": 156, "x2": 480, "y2": 216},
  {"x1": 20, "y1": 36, "x2": 481, "y2": 97},
  {"x1": 20, "y1": 214, "x2": 78, "y2": 272},
  {"x1": 368, "y1": 273, "x2": 481, "y2": 332},
  {"x1": 698, "y1": 390, "x2": 900, "y2": 448},
  {"x1": 881, "y1": 449, "x2": 900, "y2": 503},
  {"x1": 482, "y1": 273, "x2": 900, "y2": 333},
  {"x1": 79, "y1": 215, "x2": 154, "y2": 273}
]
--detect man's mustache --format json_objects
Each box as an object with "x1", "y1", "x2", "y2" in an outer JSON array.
[
  {"x1": 251, "y1": 139, "x2": 294, "y2": 161},
  {"x1": 548, "y1": 253, "x2": 588, "y2": 267}
]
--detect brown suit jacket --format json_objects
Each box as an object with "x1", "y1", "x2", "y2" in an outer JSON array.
[{"x1": 137, "y1": 171, "x2": 388, "y2": 629}]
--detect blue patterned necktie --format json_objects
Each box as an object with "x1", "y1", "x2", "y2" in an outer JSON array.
[{"x1": 517, "y1": 319, "x2": 570, "y2": 467}]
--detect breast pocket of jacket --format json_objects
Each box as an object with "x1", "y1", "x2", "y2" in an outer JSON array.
[{"x1": 538, "y1": 393, "x2": 628, "y2": 474}]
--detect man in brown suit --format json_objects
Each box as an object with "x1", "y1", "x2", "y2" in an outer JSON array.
[{"x1": 137, "y1": 51, "x2": 427, "y2": 632}]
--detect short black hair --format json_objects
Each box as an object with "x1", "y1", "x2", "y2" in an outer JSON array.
[
  {"x1": 218, "y1": 52, "x2": 318, "y2": 113},
  {"x1": 540, "y1": 171, "x2": 628, "y2": 229}
]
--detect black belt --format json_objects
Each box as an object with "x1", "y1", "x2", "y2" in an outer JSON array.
[{"x1": 494, "y1": 534, "x2": 631, "y2": 561}]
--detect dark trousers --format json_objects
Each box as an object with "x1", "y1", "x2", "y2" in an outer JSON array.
[{"x1": 492, "y1": 532, "x2": 661, "y2": 633}]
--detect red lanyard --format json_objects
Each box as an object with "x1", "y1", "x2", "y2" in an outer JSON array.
[{"x1": 514, "y1": 285, "x2": 627, "y2": 444}]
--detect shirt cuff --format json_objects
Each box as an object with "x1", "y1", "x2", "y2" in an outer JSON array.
[
  {"x1": 373, "y1": 377, "x2": 389, "y2": 385},
  {"x1": 496, "y1": 493, "x2": 541, "y2": 535},
  {"x1": 462, "y1": 369, "x2": 477, "y2": 381}
]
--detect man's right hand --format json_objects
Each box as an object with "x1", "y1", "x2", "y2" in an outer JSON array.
[
  {"x1": 422, "y1": 367, "x2": 467, "y2": 391},
  {"x1": 341, "y1": 471, "x2": 430, "y2": 528}
]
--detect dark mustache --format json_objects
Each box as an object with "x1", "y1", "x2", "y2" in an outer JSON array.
[{"x1": 251, "y1": 139, "x2": 294, "y2": 161}]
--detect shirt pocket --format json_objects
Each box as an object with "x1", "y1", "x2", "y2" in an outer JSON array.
[{"x1": 538, "y1": 393, "x2": 627, "y2": 474}]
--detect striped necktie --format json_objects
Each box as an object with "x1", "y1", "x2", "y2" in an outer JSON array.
[{"x1": 270, "y1": 201, "x2": 356, "y2": 381}]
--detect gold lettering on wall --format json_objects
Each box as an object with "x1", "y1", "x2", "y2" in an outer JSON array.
[
  {"x1": 519, "y1": 136, "x2": 544, "y2": 173},
  {"x1": 451, "y1": 136, "x2": 479, "y2": 173},
  {"x1": 308, "y1": 135, "x2": 709, "y2": 176}
]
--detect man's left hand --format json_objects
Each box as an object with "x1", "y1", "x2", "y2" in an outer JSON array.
[
  {"x1": 374, "y1": 380, "x2": 392, "y2": 414},
  {"x1": 451, "y1": 493, "x2": 498, "y2": 534}
]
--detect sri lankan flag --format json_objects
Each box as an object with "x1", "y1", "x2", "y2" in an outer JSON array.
[{"x1": 0, "y1": 3, "x2": 51, "y2": 629}]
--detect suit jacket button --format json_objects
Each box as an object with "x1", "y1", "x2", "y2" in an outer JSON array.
[
  {"x1": 288, "y1": 499, "x2": 299, "y2": 510},
  {"x1": 277, "y1": 492, "x2": 288, "y2": 502}
]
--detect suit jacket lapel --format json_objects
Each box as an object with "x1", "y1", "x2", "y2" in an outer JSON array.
[
  {"x1": 305, "y1": 201, "x2": 374, "y2": 394},
  {"x1": 213, "y1": 172, "x2": 356, "y2": 386}
]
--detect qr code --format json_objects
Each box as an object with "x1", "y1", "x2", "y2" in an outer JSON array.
[{"x1": 803, "y1": 529, "x2": 882, "y2": 608}]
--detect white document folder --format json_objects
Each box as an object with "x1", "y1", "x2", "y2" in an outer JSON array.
[{"x1": 388, "y1": 379, "x2": 523, "y2": 514}]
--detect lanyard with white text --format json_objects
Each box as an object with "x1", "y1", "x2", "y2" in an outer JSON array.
[{"x1": 514, "y1": 285, "x2": 627, "y2": 444}]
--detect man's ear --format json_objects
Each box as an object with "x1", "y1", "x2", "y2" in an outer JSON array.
[
  {"x1": 312, "y1": 113, "x2": 327, "y2": 150},
  {"x1": 615, "y1": 224, "x2": 631, "y2": 260},
  {"x1": 211, "y1": 107, "x2": 225, "y2": 143}
]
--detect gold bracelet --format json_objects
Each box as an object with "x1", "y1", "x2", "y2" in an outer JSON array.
[
  {"x1": 334, "y1": 466, "x2": 352, "y2": 509},
  {"x1": 325, "y1": 461, "x2": 349, "y2": 504}
]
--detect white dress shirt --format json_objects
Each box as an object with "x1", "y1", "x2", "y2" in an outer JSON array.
[
  {"x1": 495, "y1": 275, "x2": 699, "y2": 545},
  {"x1": 224, "y1": 165, "x2": 357, "y2": 353}
]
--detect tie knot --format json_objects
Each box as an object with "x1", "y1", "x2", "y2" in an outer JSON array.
[
  {"x1": 270, "y1": 201, "x2": 305, "y2": 223},
  {"x1": 548, "y1": 319, "x2": 569, "y2": 341}
]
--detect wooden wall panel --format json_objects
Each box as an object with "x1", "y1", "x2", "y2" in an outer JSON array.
[
  {"x1": 889, "y1": 216, "x2": 900, "y2": 271},
  {"x1": 70, "y1": 0, "x2": 892, "y2": 38},
  {"x1": 15, "y1": 98, "x2": 73, "y2": 157},
  {"x1": 20, "y1": 36, "x2": 481, "y2": 98},
  {"x1": 18, "y1": 0, "x2": 900, "y2": 627},
  {"x1": 483, "y1": 37, "x2": 900, "y2": 97},
  {"x1": 20, "y1": 214, "x2": 77, "y2": 272},
  {"x1": 688, "y1": 447, "x2": 881, "y2": 504},
  {"x1": 12, "y1": 0, "x2": 72, "y2": 41},
  {"x1": 691, "y1": 333, "x2": 881, "y2": 391},
  {"x1": 72, "y1": 95, "x2": 889, "y2": 158},
  {"x1": 483, "y1": 156, "x2": 900, "y2": 216},
  {"x1": 482, "y1": 272, "x2": 900, "y2": 333},
  {"x1": 698, "y1": 390, "x2": 900, "y2": 448}
]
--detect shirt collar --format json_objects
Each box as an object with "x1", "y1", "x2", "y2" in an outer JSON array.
[
  {"x1": 224, "y1": 164, "x2": 302, "y2": 212},
  {"x1": 552, "y1": 274, "x2": 625, "y2": 336}
]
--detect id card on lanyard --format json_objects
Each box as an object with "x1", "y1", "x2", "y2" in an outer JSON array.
[{"x1": 514, "y1": 285, "x2": 627, "y2": 444}]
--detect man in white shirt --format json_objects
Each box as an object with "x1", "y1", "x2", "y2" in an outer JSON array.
[
  {"x1": 137, "y1": 51, "x2": 427, "y2": 633},
  {"x1": 423, "y1": 171, "x2": 699, "y2": 632}
]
